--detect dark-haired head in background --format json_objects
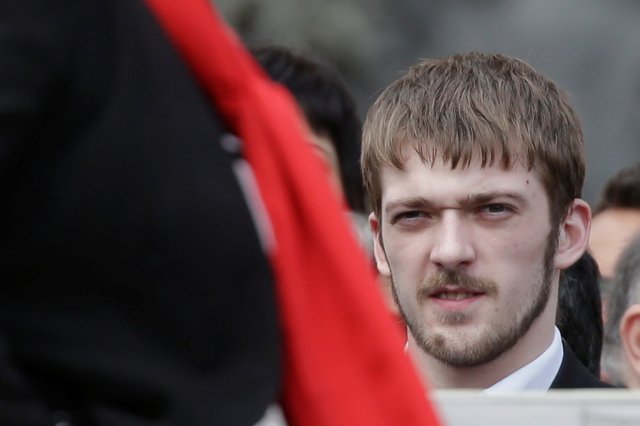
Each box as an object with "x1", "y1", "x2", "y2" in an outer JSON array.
[
  {"x1": 252, "y1": 45, "x2": 365, "y2": 213},
  {"x1": 557, "y1": 252, "x2": 604, "y2": 377}
]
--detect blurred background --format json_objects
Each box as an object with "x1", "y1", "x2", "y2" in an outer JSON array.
[{"x1": 216, "y1": 0, "x2": 640, "y2": 205}]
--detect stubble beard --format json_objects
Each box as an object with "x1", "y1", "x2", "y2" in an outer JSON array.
[{"x1": 392, "y1": 233, "x2": 557, "y2": 368}]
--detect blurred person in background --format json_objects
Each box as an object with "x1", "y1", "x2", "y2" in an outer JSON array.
[
  {"x1": 252, "y1": 45, "x2": 365, "y2": 213},
  {"x1": 252, "y1": 45, "x2": 372, "y2": 255},
  {"x1": 601, "y1": 234, "x2": 640, "y2": 387},
  {"x1": 589, "y1": 163, "x2": 640, "y2": 382},
  {"x1": 589, "y1": 162, "x2": 640, "y2": 280}
]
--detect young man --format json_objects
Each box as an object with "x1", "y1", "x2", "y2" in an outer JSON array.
[{"x1": 362, "y1": 52, "x2": 610, "y2": 390}]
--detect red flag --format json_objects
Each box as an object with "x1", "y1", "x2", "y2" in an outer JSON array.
[{"x1": 143, "y1": 1, "x2": 442, "y2": 425}]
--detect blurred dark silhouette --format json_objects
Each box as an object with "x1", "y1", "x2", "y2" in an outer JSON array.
[
  {"x1": 557, "y1": 252, "x2": 604, "y2": 377},
  {"x1": 0, "y1": 1, "x2": 281, "y2": 424}
]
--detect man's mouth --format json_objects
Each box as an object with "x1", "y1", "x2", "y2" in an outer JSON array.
[
  {"x1": 426, "y1": 286, "x2": 486, "y2": 306},
  {"x1": 432, "y1": 291, "x2": 480, "y2": 300}
]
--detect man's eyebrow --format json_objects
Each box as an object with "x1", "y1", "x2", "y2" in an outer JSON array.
[
  {"x1": 384, "y1": 192, "x2": 527, "y2": 215},
  {"x1": 463, "y1": 191, "x2": 528, "y2": 206},
  {"x1": 384, "y1": 197, "x2": 436, "y2": 215}
]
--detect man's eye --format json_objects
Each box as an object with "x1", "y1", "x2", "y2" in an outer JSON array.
[
  {"x1": 392, "y1": 211, "x2": 427, "y2": 223},
  {"x1": 479, "y1": 204, "x2": 513, "y2": 215}
]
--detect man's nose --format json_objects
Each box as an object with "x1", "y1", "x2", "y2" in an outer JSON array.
[{"x1": 429, "y1": 211, "x2": 475, "y2": 270}]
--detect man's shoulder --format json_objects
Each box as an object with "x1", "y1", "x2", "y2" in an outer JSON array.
[{"x1": 550, "y1": 341, "x2": 613, "y2": 389}]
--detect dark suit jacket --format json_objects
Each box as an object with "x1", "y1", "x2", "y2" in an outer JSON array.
[
  {"x1": 550, "y1": 341, "x2": 612, "y2": 389},
  {"x1": 0, "y1": 0, "x2": 280, "y2": 424}
]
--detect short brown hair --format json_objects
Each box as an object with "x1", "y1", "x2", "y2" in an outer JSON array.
[{"x1": 361, "y1": 52, "x2": 584, "y2": 226}]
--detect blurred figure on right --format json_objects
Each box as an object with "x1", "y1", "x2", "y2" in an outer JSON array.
[
  {"x1": 589, "y1": 162, "x2": 640, "y2": 281},
  {"x1": 590, "y1": 163, "x2": 640, "y2": 383},
  {"x1": 601, "y1": 234, "x2": 640, "y2": 387}
]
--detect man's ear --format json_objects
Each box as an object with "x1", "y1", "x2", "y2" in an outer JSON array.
[
  {"x1": 369, "y1": 212, "x2": 391, "y2": 277},
  {"x1": 369, "y1": 213, "x2": 399, "y2": 314},
  {"x1": 620, "y1": 305, "x2": 640, "y2": 382},
  {"x1": 554, "y1": 199, "x2": 591, "y2": 269}
]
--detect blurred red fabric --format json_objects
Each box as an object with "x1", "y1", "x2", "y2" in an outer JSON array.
[{"x1": 144, "y1": 1, "x2": 442, "y2": 425}]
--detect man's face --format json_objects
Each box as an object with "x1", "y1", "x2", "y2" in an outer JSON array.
[{"x1": 371, "y1": 149, "x2": 558, "y2": 367}]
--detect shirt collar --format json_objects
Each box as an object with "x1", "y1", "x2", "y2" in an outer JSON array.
[{"x1": 484, "y1": 327, "x2": 564, "y2": 393}]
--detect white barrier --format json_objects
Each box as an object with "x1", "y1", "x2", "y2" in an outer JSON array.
[
  {"x1": 256, "y1": 390, "x2": 640, "y2": 425},
  {"x1": 434, "y1": 390, "x2": 640, "y2": 426}
]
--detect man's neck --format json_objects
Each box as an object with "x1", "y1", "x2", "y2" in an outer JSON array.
[{"x1": 409, "y1": 311, "x2": 557, "y2": 389}]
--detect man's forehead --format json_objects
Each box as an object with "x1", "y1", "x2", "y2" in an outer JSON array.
[{"x1": 379, "y1": 152, "x2": 543, "y2": 206}]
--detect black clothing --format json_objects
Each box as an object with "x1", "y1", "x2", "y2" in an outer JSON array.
[
  {"x1": 0, "y1": 0, "x2": 280, "y2": 424},
  {"x1": 550, "y1": 341, "x2": 612, "y2": 389}
]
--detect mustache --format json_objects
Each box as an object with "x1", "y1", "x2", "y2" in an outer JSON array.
[{"x1": 417, "y1": 270, "x2": 497, "y2": 299}]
